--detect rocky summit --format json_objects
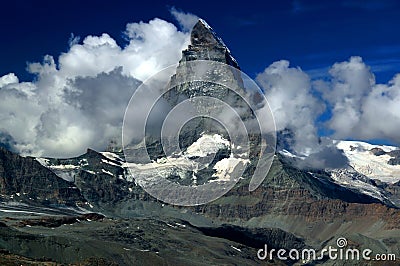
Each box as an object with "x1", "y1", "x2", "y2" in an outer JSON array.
[
  {"x1": 184, "y1": 19, "x2": 240, "y2": 68},
  {"x1": 167, "y1": 20, "x2": 246, "y2": 108},
  {"x1": 0, "y1": 19, "x2": 400, "y2": 265}
]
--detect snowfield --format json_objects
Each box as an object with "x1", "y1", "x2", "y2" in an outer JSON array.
[
  {"x1": 336, "y1": 140, "x2": 400, "y2": 184},
  {"x1": 124, "y1": 134, "x2": 248, "y2": 186}
]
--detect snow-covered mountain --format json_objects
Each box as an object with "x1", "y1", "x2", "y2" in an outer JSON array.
[
  {"x1": 336, "y1": 140, "x2": 400, "y2": 184},
  {"x1": 278, "y1": 139, "x2": 400, "y2": 207},
  {"x1": 31, "y1": 136, "x2": 400, "y2": 209}
]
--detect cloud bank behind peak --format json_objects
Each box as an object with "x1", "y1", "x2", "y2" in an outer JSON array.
[{"x1": 0, "y1": 15, "x2": 191, "y2": 158}]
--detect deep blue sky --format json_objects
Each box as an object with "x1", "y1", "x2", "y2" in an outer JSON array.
[{"x1": 1, "y1": 0, "x2": 400, "y2": 83}]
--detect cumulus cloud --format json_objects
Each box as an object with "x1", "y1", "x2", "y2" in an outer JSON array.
[
  {"x1": 0, "y1": 15, "x2": 190, "y2": 157},
  {"x1": 0, "y1": 73, "x2": 19, "y2": 87},
  {"x1": 256, "y1": 60, "x2": 324, "y2": 155},
  {"x1": 316, "y1": 56, "x2": 375, "y2": 138},
  {"x1": 257, "y1": 56, "x2": 400, "y2": 168},
  {"x1": 317, "y1": 56, "x2": 400, "y2": 144}
]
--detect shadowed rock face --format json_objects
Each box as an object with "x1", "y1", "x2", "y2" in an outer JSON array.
[
  {"x1": 191, "y1": 20, "x2": 221, "y2": 47},
  {"x1": 184, "y1": 19, "x2": 240, "y2": 69},
  {"x1": 192, "y1": 155, "x2": 397, "y2": 219},
  {"x1": 166, "y1": 19, "x2": 245, "y2": 109},
  {"x1": 167, "y1": 19, "x2": 245, "y2": 108},
  {"x1": 0, "y1": 147, "x2": 86, "y2": 207}
]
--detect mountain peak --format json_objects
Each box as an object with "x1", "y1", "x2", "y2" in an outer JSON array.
[
  {"x1": 197, "y1": 18, "x2": 211, "y2": 28},
  {"x1": 186, "y1": 19, "x2": 239, "y2": 69},
  {"x1": 191, "y1": 19, "x2": 220, "y2": 46}
]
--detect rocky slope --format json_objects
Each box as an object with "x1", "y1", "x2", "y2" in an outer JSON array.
[
  {"x1": 1, "y1": 147, "x2": 399, "y2": 265},
  {"x1": 0, "y1": 147, "x2": 86, "y2": 208},
  {"x1": 1, "y1": 217, "x2": 288, "y2": 265}
]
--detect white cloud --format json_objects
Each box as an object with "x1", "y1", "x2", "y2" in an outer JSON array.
[
  {"x1": 257, "y1": 60, "x2": 324, "y2": 155},
  {"x1": 58, "y1": 19, "x2": 190, "y2": 82},
  {"x1": 257, "y1": 57, "x2": 400, "y2": 167},
  {"x1": 317, "y1": 56, "x2": 400, "y2": 144},
  {"x1": 257, "y1": 56, "x2": 400, "y2": 159},
  {"x1": 68, "y1": 33, "x2": 80, "y2": 47},
  {"x1": 123, "y1": 18, "x2": 189, "y2": 80},
  {"x1": 0, "y1": 73, "x2": 19, "y2": 87},
  {"x1": 0, "y1": 16, "x2": 191, "y2": 158},
  {"x1": 170, "y1": 7, "x2": 199, "y2": 32},
  {"x1": 316, "y1": 56, "x2": 375, "y2": 137}
]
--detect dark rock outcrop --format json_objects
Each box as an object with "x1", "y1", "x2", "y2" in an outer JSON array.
[
  {"x1": 0, "y1": 147, "x2": 85, "y2": 207},
  {"x1": 388, "y1": 150, "x2": 400, "y2": 165},
  {"x1": 370, "y1": 147, "x2": 386, "y2": 156}
]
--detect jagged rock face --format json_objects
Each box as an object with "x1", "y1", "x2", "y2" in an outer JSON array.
[
  {"x1": 169, "y1": 20, "x2": 244, "y2": 102},
  {"x1": 40, "y1": 149, "x2": 149, "y2": 208},
  {"x1": 183, "y1": 19, "x2": 239, "y2": 69},
  {"x1": 0, "y1": 147, "x2": 85, "y2": 206}
]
